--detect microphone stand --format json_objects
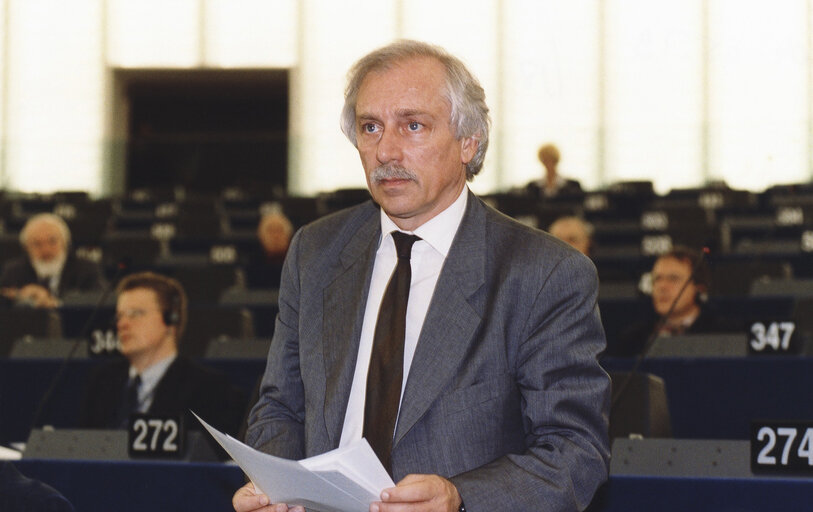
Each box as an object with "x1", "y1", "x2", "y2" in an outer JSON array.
[{"x1": 28, "y1": 261, "x2": 128, "y2": 432}]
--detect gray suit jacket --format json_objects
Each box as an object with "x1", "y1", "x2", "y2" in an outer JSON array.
[{"x1": 246, "y1": 192, "x2": 610, "y2": 511}]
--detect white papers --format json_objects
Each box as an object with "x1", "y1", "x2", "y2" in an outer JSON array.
[
  {"x1": 193, "y1": 413, "x2": 394, "y2": 512},
  {"x1": 0, "y1": 445, "x2": 22, "y2": 460}
]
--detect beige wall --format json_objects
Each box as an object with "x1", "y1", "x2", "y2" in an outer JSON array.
[{"x1": 0, "y1": 0, "x2": 811, "y2": 196}]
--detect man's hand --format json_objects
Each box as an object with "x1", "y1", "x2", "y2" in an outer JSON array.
[
  {"x1": 232, "y1": 482, "x2": 305, "y2": 512},
  {"x1": 371, "y1": 474, "x2": 462, "y2": 512},
  {"x1": 16, "y1": 284, "x2": 58, "y2": 308}
]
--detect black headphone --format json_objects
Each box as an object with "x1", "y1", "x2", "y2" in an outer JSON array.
[{"x1": 163, "y1": 290, "x2": 181, "y2": 327}]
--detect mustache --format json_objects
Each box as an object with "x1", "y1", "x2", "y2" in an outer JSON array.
[{"x1": 370, "y1": 165, "x2": 418, "y2": 184}]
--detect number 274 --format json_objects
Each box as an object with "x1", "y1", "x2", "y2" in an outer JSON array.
[{"x1": 757, "y1": 427, "x2": 813, "y2": 465}]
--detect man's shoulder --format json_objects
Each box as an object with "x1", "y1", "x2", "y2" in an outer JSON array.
[
  {"x1": 304, "y1": 200, "x2": 378, "y2": 233},
  {"x1": 166, "y1": 356, "x2": 229, "y2": 385},
  {"x1": 87, "y1": 358, "x2": 129, "y2": 382},
  {"x1": 160, "y1": 357, "x2": 245, "y2": 409},
  {"x1": 293, "y1": 200, "x2": 379, "y2": 251},
  {"x1": 474, "y1": 198, "x2": 598, "y2": 278},
  {"x1": 480, "y1": 200, "x2": 572, "y2": 253}
]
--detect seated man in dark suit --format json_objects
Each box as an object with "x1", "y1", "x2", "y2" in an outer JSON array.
[
  {"x1": 0, "y1": 213, "x2": 105, "y2": 308},
  {"x1": 79, "y1": 271, "x2": 247, "y2": 439},
  {"x1": 0, "y1": 461, "x2": 75, "y2": 512},
  {"x1": 243, "y1": 208, "x2": 294, "y2": 289},
  {"x1": 613, "y1": 246, "x2": 732, "y2": 356}
]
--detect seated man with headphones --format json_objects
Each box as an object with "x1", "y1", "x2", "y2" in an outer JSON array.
[
  {"x1": 611, "y1": 246, "x2": 733, "y2": 356},
  {"x1": 79, "y1": 271, "x2": 247, "y2": 439}
]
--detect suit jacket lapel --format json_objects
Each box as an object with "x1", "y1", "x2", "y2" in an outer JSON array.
[
  {"x1": 149, "y1": 358, "x2": 182, "y2": 413},
  {"x1": 322, "y1": 209, "x2": 381, "y2": 446},
  {"x1": 394, "y1": 193, "x2": 486, "y2": 446}
]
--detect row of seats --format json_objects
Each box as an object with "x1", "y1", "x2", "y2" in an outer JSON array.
[
  {"x1": 0, "y1": 187, "x2": 370, "y2": 240},
  {"x1": 5, "y1": 290, "x2": 813, "y2": 362},
  {"x1": 4, "y1": 345, "x2": 813, "y2": 446},
  {"x1": 2, "y1": 193, "x2": 812, "y2": 289},
  {"x1": 491, "y1": 193, "x2": 813, "y2": 263},
  {"x1": 0, "y1": 292, "x2": 278, "y2": 359},
  {"x1": 4, "y1": 182, "x2": 813, "y2": 251}
]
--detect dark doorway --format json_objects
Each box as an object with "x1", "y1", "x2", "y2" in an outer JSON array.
[{"x1": 119, "y1": 69, "x2": 288, "y2": 196}]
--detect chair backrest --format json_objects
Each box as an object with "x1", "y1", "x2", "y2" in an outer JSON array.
[
  {"x1": 181, "y1": 306, "x2": 255, "y2": 357},
  {"x1": 175, "y1": 211, "x2": 225, "y2": 238},
  {"x1": 102, "y1": 232, "x2": 162, "y2": 268},
  {"x1": 751, "y1": 278, "x2": 813, "y2": 298},
  {"x1": 610, "y1": 438, "x2": 751, "y2": 477},
  {"x1": 204, "y1": 337, "x2": 271, "y2": 359},
  {"x1": 171, "y1": 265, "x2": 240, "y2": 304},
  {"x1": 67, "y1": 213, "x2": 111, "y2": 247},
  {"x1": 0, "y1": 234, "x2": 23, "y2": 269},
  {"x1": 219, "y1": 287, "x2": 279, "y2": 307},
  {"x1": 609, "y1": 371, "x2": 672, "y2": 440},
  {"x1": 9, "y1": 338, "x2": 88, "y2": 359},
  {"x1": 0, "y1": 308, "x2": 63, "y2": 357},
  {"x1": 709, "y1": 258, "x2": 791, "y2": 297},
  {"x1": 23, "y1": 428, "x2": 220, "y2": 462},
  {"x1": 647, "y1": 333, "x2": 748, "y2": 358},
  {"x1": 792, "y1": 298, "x2": 813, "y2": 355}
]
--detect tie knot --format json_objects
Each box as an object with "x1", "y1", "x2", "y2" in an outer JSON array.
[{"x1": 391, "y1": 232, "x2": 420, "y2": 260}]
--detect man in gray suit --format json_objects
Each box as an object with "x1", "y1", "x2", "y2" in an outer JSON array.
[{"x1": 234, "y1": 40, "x2": 610, "y2": 512}]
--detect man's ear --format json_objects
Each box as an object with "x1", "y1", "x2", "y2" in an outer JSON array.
[
  {"x1": 460, "y1": 135, "x2": 479, "y2": 164},
  {"x1": 166, "y1": 324, "x2": 180, "y2": 343}
]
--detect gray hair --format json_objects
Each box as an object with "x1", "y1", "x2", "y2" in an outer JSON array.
[
  {"x1": 340, "y1": 39, "x2": 491, "y2": 181},
  {"x1": 20, "y1": 213, "x2": 71, "y2": 248}
]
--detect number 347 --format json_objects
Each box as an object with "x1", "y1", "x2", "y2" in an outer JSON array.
[
  {"x1": 756, "y1": 427, "x2": 813, "y2": 466},
  {"x1": 750, "y1": 322, "x2": 795, "y2": 351}
]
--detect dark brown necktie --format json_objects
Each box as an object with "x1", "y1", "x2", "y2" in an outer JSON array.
[
  {"x1": 115, "y1": 374, "x2": 141, "y2": 428},
  {"x1": 363, "y1": 231, "x2": 420, "y2": 474}
]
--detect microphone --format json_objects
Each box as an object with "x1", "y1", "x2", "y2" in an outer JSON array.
[
  {"x1": 611, "y1": 246, "x2": 710, "y2": 411},
  {"x1": 28, "y1": 258, "x2": 129, "y2": 431}
]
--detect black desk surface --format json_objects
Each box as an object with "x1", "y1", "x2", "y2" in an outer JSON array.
[
  {"x1": 601, "y1": 356, "x2": 813, "y2": 439},
  {"x1": 0, "y1": 358, "x2": 266, "y2": 446},
  {"x1": 4, "y1": 354, "x2": 813, "y2": 445}
]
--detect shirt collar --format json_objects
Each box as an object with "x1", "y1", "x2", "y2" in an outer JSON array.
[
  {"x1": 379, "y1": 186, "x2": 468, "y2": 257},
  {"x1": 130, "y1": 354, "x2": 176, "y2": 385}
]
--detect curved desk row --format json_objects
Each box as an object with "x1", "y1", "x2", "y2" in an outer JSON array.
[
  {"x1": 3, "y1": 354, "x2": 813, "y2": 445},
  {"x1": 14, "y1": 441, "x2": 813, "y2": 512}
]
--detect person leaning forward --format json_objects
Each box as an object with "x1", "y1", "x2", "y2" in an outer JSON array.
[
  {"x1": 234, "y1": 40, "x2": 610, "y2": 512},
  {"x1": 0, "y1": 213, "x2": 105, "y2": 308}
]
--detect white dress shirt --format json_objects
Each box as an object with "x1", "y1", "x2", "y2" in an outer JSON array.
[
  {"x1": 128, "y1": 354, "x2": 176, "y2": 413},
  {"x1": 339, "y1": 187, "x2": 468, "y2": 447}
]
